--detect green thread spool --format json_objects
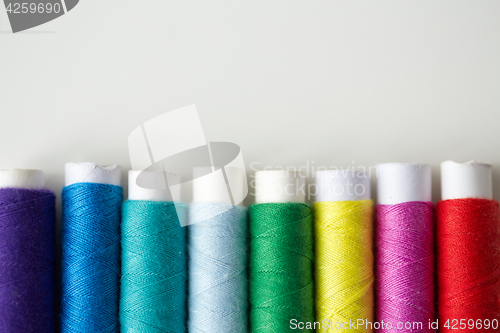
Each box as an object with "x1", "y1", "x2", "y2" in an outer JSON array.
[{"x1": 249, "y1": 171, "x2": 314, "y2": 332}]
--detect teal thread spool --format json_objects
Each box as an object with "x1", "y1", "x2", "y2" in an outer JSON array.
[{"x1": 120, "y1": 171, "x2": 187, "y2": 332}]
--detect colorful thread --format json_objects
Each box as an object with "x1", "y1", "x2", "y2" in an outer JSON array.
[
  {"x1": 120, "y1": 200, "x2": 187, "y2": 332},
  {"x1": 189, "y1": 202, "x2": 248, "y2": 333},
  {"x1": 314, "y1": 200, "x2": 374, "y2": 332},
  {"x1": 437, "y1": 198, "x2": 500, "y2": 331},
  {"x1": 61, "y1": 182, "x2": 122, "y2": 333},
  {"x1": 376, "y1": 201, "x2": 435, "y2": 332},
  {"x1": 249, "y1": 203, "x2": 314, "y2": 332},
  {"x1": 0, "y1": 188, "x2": 56, "y2": 332}
]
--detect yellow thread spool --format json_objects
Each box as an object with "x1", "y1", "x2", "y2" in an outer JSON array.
[
  {"x1": 314, "y1": 169, "x2": 374, "y2": 332},
  {"x1": 314, "y1": 201, "x2": 374, "y2": 331}
]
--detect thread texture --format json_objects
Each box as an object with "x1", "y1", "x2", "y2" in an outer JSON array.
[
  {"x1": 120, "y1": 200, "x2": 187, "y2": 333},
  {"x1": 189, "y1": 202, "x2": 248, "y2": 333},
  {"x1": 376, "y1": 201, "x2": 435, "y2": 332},
  {"x1": 61, "y1": 182, "x2": 123, "y2": 333},
  {"x1": 314, "y1": 200, "x2": 374, "y2": 332},
  {"x1": 437, "y1": 198, "x2": 500, "y2": 331},
  {"x1": 0, "y1": 188, "x2": 56, "y2": 332},
  {"x1": 249, "y1": 203, "x2": 314, "y2": 332}
]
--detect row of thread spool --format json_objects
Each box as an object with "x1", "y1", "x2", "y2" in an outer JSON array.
[{"x1": 0, "y1": 160, "x2": 498, "y2": 332}]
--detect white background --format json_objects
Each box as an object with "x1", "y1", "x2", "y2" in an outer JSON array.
[{"x1": 1, "y1": 1, "x2": 500, "y2": 205}]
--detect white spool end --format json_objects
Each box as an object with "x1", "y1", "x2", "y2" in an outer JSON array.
[
  {"x1": 128, "y1": 170, "x2": 180, "y2": 202},
  {"x1": 315, "y1": 169, "x2": 370, "y2": 202},
  {"x1": 441, "y1": 160, "x2": 492, "y2": 200},
  {"x1": 377, "y1": 163, "x2": 432, "y2": 204},
  {"x1": 193, "y1": 167, "x2": 246, "y2": 205},
  {"x1": 255, "y1": 170, "x2": 305, "y2": 204},
  {"x1": 0, "y1": 169, "x2": 44, "y2": 189},
  {"x1": 65, "y1": 162, "x2": 121, "y2": 186}
]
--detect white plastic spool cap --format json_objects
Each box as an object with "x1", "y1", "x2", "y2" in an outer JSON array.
[
  {"x1": 193, "y1": 167, "x2": 247, "y2": 205},
  {"x1": 65, "y1": 162, "x2": 121, "y2": 186},
  {"x1": 255, "y1": 170, "x2": 305, "y2": 204},
  {"x1": 315, "y1": 169, "x2": 371, "y2": 202},
  {"x1": 0, "y1": 169, "x2": 44, "y2": 189},
  {"x1": 441, "y1": 160, "x2": 492, "y2": 200},
  {"x1": 128, "y1": 170, "x2": 180, "y2": 202},
  {"x1": 377, "y1": 163, "x2": 432, "y2": 205}
]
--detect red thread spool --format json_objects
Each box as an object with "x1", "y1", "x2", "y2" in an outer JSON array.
[{"x1": 437, "y1": 161, "x2": 500, "y2": 332}]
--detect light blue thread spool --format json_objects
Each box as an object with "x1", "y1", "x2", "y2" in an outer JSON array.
[{"x1": 188, "y1": 202, "x2": 248, "y2": 333}]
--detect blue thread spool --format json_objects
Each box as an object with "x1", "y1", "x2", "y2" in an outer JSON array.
[{"x1": 60, "y1": 163, "x2": 122, "y2": 333}]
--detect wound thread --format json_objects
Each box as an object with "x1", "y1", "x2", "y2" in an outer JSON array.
[
  {"x1": 61, "y1": 182, "x2": 122, "y2": 333},
  {"x1": 314, "y1": 200, "x2": 374, "y2": 332},
  {"x1": 188, "y1": 202, "x2": 248, "y2": 333},
  {"x1": 437, "y1": 198, "x2": 500, "y2": 331},
  {"x1": 249, "y1": 202, "x2": 314, "y2": 332},
  {"x1": 0, "y1": 188, "x2": 56, "y2": 332},
  {"x1": 376, "y1": 201, "x2": 435, "y2": 332},
  {"x1": 121, "y1": 200, "x2": 187, "y2": 333}
]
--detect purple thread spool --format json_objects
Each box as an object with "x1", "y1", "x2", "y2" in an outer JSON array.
[{"x1": 0, "y1": 169, "x2": 56, "y2": 332}]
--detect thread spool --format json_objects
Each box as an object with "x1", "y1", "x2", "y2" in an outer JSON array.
[
  {"x1": 0, "y1": 169, "x2": 56, "y2": 332},
  {"x1": 128, "y1": 170, "x2": 180, "y2": 202},
  {"x1": 121, "y1": 170, "x2": 187, "y2": 332},
  {"x1": 314, "y1": 170, "x2": 373, "y2": 332},
  {"x1": 441, "y1": 160, "x2": 493, "y2": 200},
  {"x1": 0, "y1": 169, "x2": 45, "y2": 189},
  {"x1": 376, "y1": 163, "x2": 435, "y2": 332},
  {"x1": 189, "y1": 167, "x2": 248, "y2": 333},
  {"x1": 192, "y1": 166, "x2": 247, "y2": 205},
  {"x1": 249, "y1": 170, "x2": 314, "y2": 332},
  {"x1": 254, "y1": 169, "x2": 305, "y2": 204},
  {"x1": 315, "y1": 169, "x2": 370, "y2": 202},
  {"x1": 61, "y1": 162, "x2": 122, "y2": 333},
  {"x1": 437, "y1": 161, "x2": 500, "y2": 330}
]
